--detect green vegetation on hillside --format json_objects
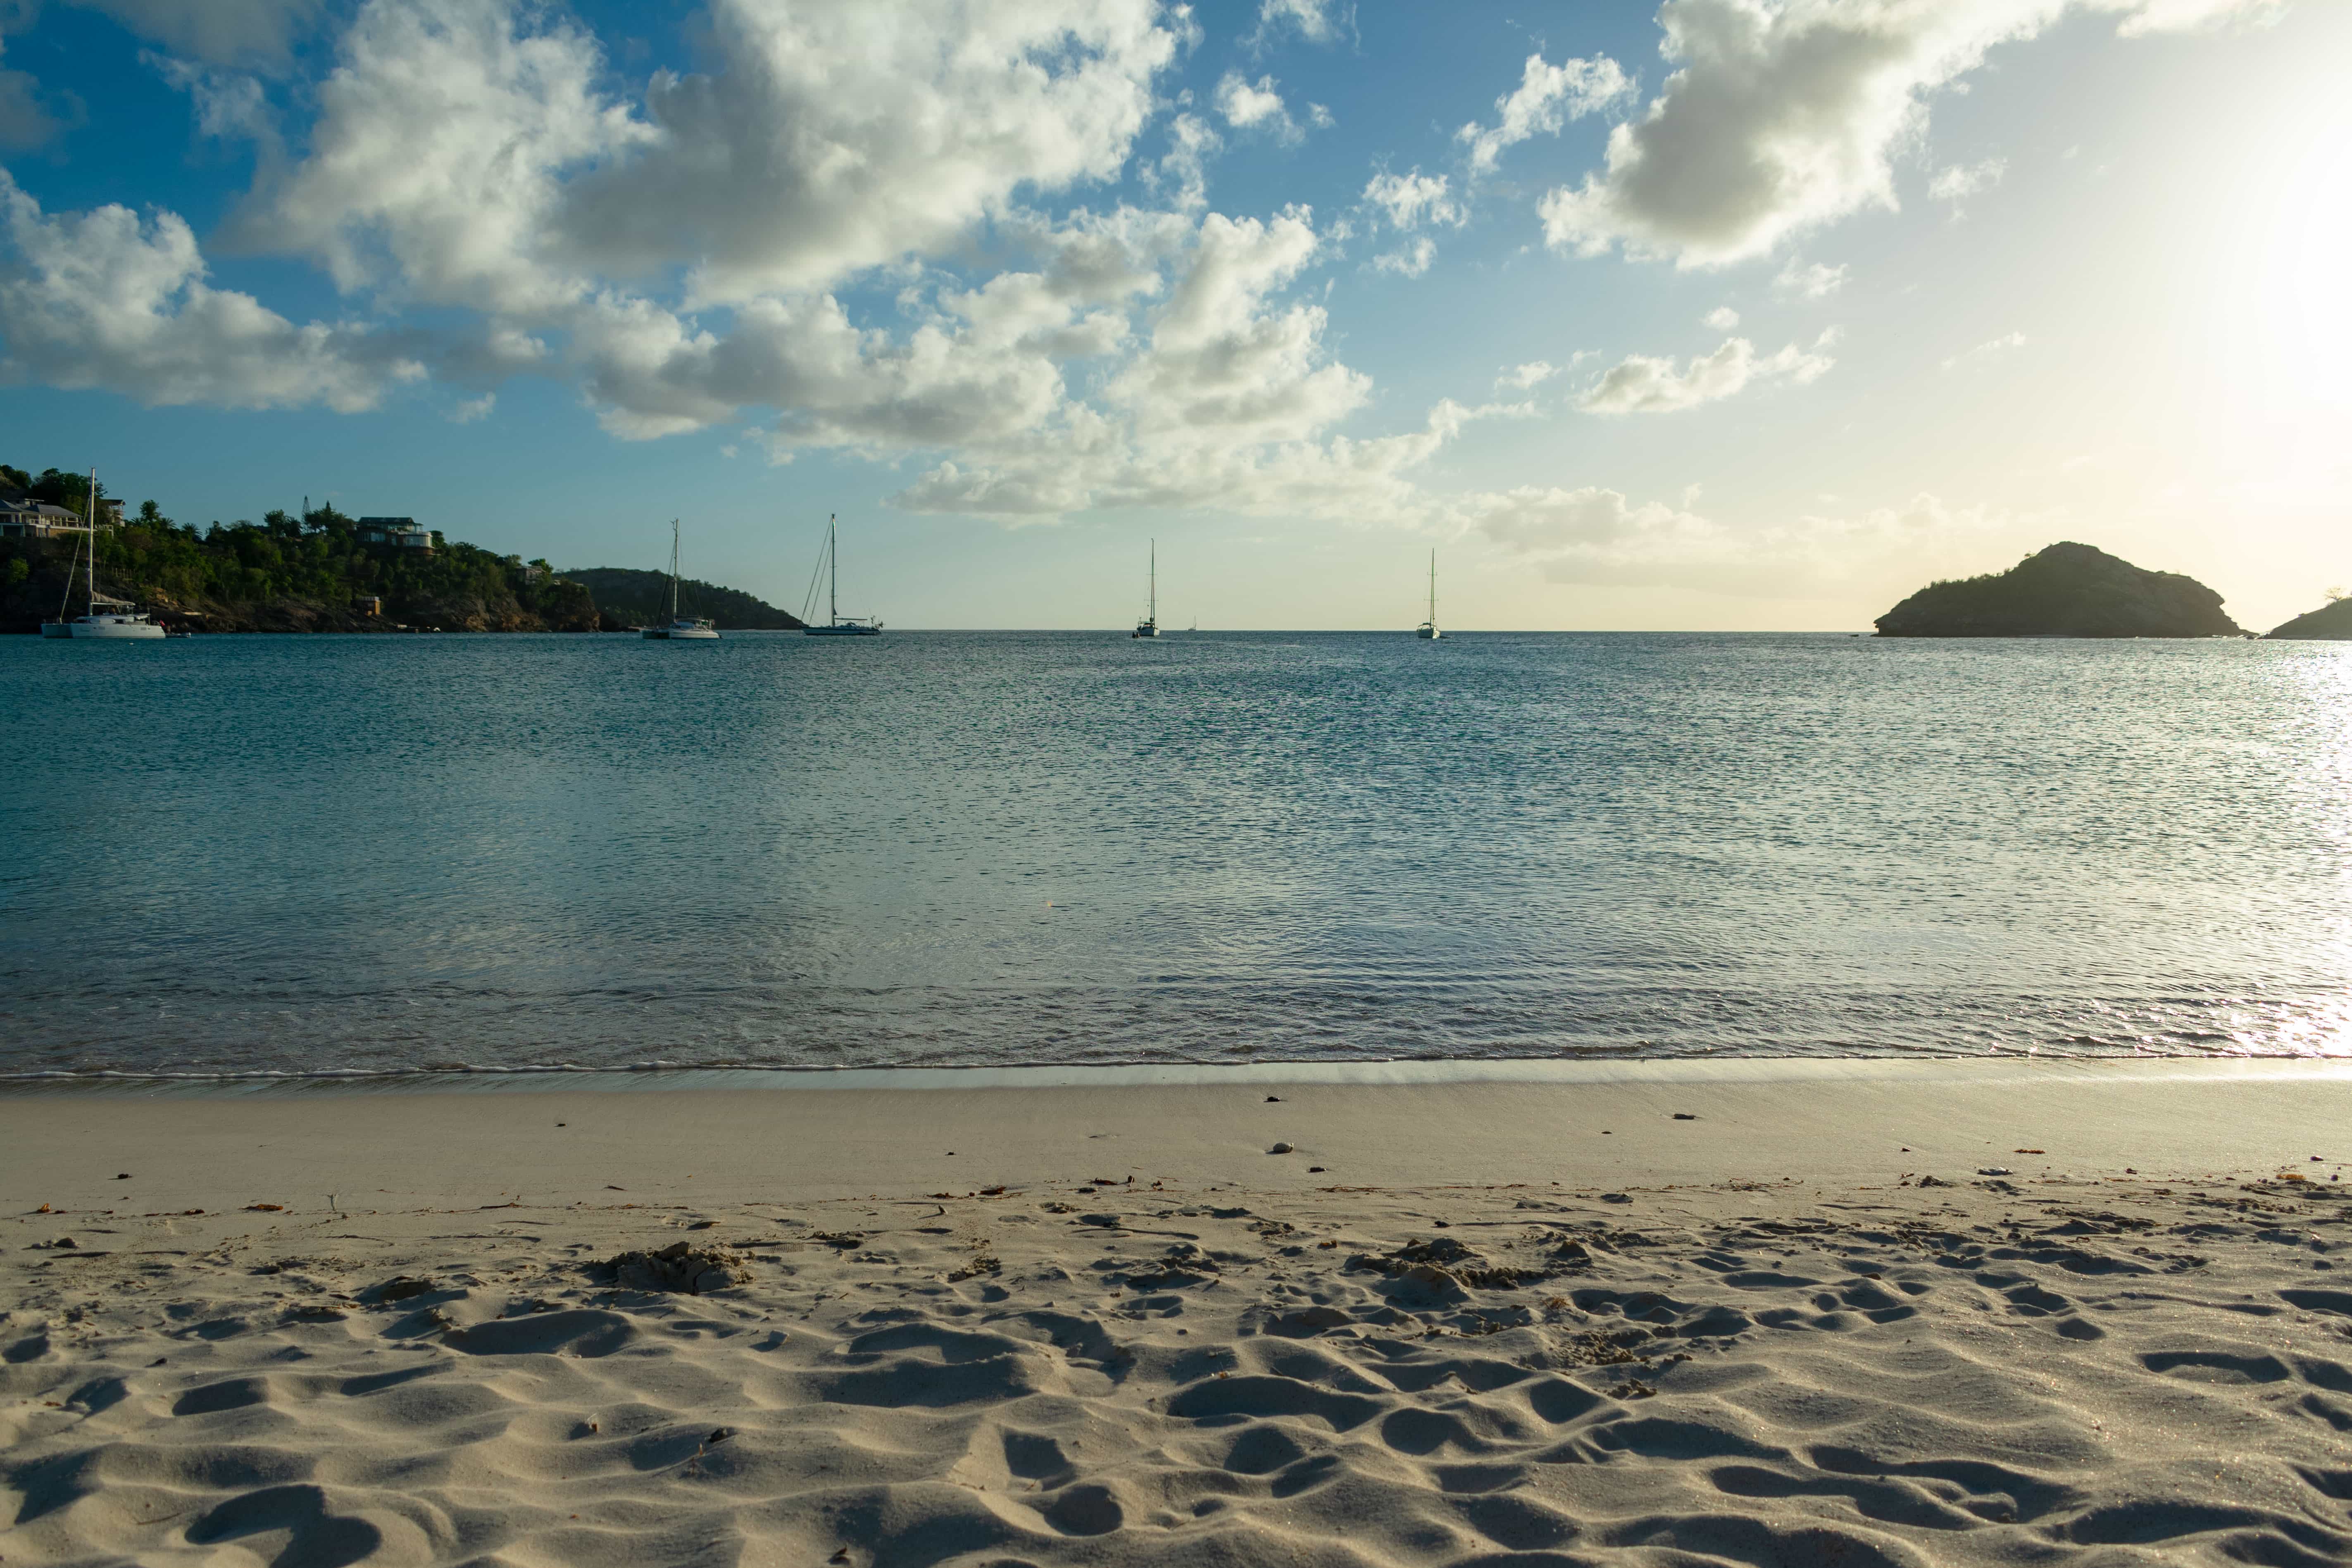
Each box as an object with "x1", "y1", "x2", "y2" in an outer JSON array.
[
  {"x1": 2264, "y1": 595, "x2": 2352, "y2": 640},
  {"x1": 1874, "y1": 542, "x2": 2241, "y2": 638},
  {"x1": 564, "y1": 567, "x2": 806, "y2": 630},
  {"x1": 2, "y1": 464, "x2": 595, "y2": 633}
]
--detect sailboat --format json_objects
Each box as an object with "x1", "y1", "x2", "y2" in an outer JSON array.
[
  {"x1": 1132, "y1": 538, "x2": 1158, "y2": 638},
  {"x1": 802, "y1": 514, "x2": 883, "y2": 635},
  {"x1": 640, "y1": 518, "x2": 720, "y2": 639},
  {"x1": 1415, "y1": 550, "x2": 1440, "y2": 639},
  {"x1": 40, "y1": 467, "x2": 165, "y2": 639}
]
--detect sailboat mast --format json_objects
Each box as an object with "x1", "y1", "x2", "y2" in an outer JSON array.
[
  {"x1": 828, "y1": 515, "x2": 838, "y2": 626},
  {"x1": 1428, "y1": 549, "x2": 1436, "y2": 626},
  {"x1": 1149, "y1": 538, "x2": 1155, "y2": 623},
  {"x1": 86, "y1": 467, "x2": 98, "y2": 616},
  {"x1": 669, "y1": 519, "x2": 681, "y2": 621}
]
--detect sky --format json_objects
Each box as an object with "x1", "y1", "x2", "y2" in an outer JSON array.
[{"x1": 0, "y1": 0, "x2": 2343, "y2": 631}]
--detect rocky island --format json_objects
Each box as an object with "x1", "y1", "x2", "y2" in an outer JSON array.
[
  {"x1": 2263, "y1": 598, "x2": 2352, "y2": 640},
  {"x1": 1874, "y1": 541, "x2": 2240, "y2": 638}
]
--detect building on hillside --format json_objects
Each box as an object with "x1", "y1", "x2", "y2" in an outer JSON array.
[
  {"x1": 358, "y1": 516, "x2": 435, "y2": 550},
  {"x1": 0, "y1": 495, "x2": 89, "y2": 539}
]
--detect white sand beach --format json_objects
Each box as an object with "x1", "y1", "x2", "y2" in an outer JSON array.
[{"x1": 5, "y1": 1060, "x2": 2351, "y2": 1567}]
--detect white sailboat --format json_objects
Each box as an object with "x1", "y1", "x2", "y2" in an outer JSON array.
[
  {"x1": 40, "y1": 468, "x2": 165, "y2": 639},
  {"x1": 1132, "y1": 538, "x2": 1158, "y2": 638},
  {"x1": 1415, "y1": 549, "x2": 1441, "y2": 640},
  {"x1": 802, "y1": 514, "x2": 882, "y2": 635},
  {"x1": 640, "y1": 518, "x2": 719, "y2": 639}
]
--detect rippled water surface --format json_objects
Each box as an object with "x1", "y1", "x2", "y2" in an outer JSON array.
[{"x1": 5, "y1": 631, "x2": 2352, "y2": 1076}]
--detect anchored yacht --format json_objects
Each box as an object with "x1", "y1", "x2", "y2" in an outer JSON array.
[
  {"x1": 640, "y1": 519, "x2": 720, "y2": 639},
  {"x1": 40, "y1": 468, "x2": 165, "y2": 639}
]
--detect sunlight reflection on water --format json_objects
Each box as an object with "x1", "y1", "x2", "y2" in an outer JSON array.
[{"x1": 4, "y1": 631, "x2": 2350, "y2": 1076}]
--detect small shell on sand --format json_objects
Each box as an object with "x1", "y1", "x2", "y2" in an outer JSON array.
[{"x1": 1269, "y1": 1142, "x2": 1295, "y2": 1154}]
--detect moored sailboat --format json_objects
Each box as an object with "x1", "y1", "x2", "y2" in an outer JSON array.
[
  {"x1": 1415, "y1": 550, "x2": 1440, "y2": 640},
  {"x1": 1132, "y1": 539, "x2": 1158, "y2": 638},
  {"x1": 640, "y1": 519, "x2": 720, "y2": 639},
  {"x1": 802, "y1": 515, "x2": 883, "y2": 635},
  {"x1": 40, "y1": 469, "x2": 165, "y2": 639}
]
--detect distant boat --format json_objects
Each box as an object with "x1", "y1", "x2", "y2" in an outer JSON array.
[
  {"x1": 802, "y1": 514, "x2": 882, "y2": 635},
  {"x1": 1415, "y1": 549, "x2": 1440, "y2": 640},
  {"x1": 1133, "y1": 538, "x2": 1158, "y2": 638},
  {"x1": 640, "y1": 518, "x2": 719, "y2": 639},
  {"x1": 40, "y1": 467, "x2": 164, "y2": 640}
]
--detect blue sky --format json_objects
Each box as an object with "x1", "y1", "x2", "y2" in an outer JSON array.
[{"x1": 1, "y1": 0, "x2": 2342, "y2": 629}]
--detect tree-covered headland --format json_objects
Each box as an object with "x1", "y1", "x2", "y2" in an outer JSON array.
[{"x1": 0, "y1": 465, "x2": 795, "y2": 634}]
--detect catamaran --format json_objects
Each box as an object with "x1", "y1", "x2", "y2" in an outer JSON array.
[
  {"x1": 40, "y1": 467, "x2": 165, "y2": 639},
  {"x1": 1132, "y1": 538, "x2": 1158, "y2": 638},
  {"x1": 1415, "y1": 549, "x2": 1441, "y2": 640},
  {"x1": 640, "y1": 518, "x2": 719, "y2": 639},
  {"x1": 802, "y1": 514, "x2": 882, "y2": 635}
]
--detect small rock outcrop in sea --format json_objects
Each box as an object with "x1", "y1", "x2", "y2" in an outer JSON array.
[
  {"x1": 2264, "y1": 598, "x2": 2352, "y2": 640},
  {"x1": 1874, "y1": 542, "x2": 2240, "y2": 638}
]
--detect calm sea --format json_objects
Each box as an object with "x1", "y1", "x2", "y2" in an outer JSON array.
[{"x1": 4, "y1": 631, "x2": 2349, "y2": 1078}]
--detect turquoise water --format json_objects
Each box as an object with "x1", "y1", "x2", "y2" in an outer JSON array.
[{"x1": 5, "y1": 631, "x2": 2350, "y2": 1077}]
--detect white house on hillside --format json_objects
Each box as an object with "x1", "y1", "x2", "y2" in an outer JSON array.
[{"x1": 357, "y1": 516, "x2": 436, "y2": 550}]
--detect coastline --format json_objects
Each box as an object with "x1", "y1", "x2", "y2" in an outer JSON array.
[{"x1": 6, "y1": 1057, "x2": 2349, "y2": 1209}]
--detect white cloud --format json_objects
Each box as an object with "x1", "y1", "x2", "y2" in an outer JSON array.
[
  {"x1": 1497, "y1": 359, "x2": 1559, "y2": 390},
  {"x1": 1538, "y1": 0, "x2": 2064, "y2": 267},
  {"x1": 1247, "y1": 0, "x2": 1345, "y2": 50},
  {"x1": 450, "y1": 392, "x2": 495, "y2": 422},
  {"x1": 246, "y1": 0, "x2": 647, "y2": 318},
  {"x1": 148, "y1": 55, "x2": 276, "y2": 143},
  {"x1": 1578, "y1": 335, "x2": 1833, "y2": 414},
  {"x1": 1371, "y1": 236, "x2": 1436, "y2": 277},
  {"x1": 1538, "y1": 0, "x2": 2281, "y2": 269},
  {"x1": 0, "y1": 172, "x2": 421, "y2": 410},
  {"x1": 67, "y1": 0, "x2": 321, "y2": 67},
  {"x1": 1152, "y1": 112, "x2": 1223, "y2": 212},
  {"x1": 2089, "y1": 0, "x2": 2285, "y2": 36},
  {"x1": 0, "y1": 38, "x2": 71, "y2": 150},
  {"x1": 1929, "y1": 156, "x2": 2007, "y2": 205},
  {"x1": 1704, "y1": 305, "x2": 1740, "y2": 330},
  {"x1": 1940, "y1": 330, "x2": 2027, "y2": 370},
  {"x1": 1216, "y1": 71, "x2": 1298, "y2": 140},
  {"x1": 1457, "y1": 51, "x2": 1633, "y2": 175},
  {"x1": 1362, "y1": 169, "x2": 1461, "y2": 230},
  {"x1": 1774, "y1": 259, "x2": 1847, "y2": 298}
]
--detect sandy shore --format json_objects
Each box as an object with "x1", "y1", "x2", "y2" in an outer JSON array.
[{"x1": 5, "y1": 1061, "x2": 2351, "y2": 1566}]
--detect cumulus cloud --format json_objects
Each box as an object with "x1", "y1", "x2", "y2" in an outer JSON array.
[
  {"x1": 1457, "y1": 51, "x2": 1633, "y2": 175},
  {"x1": 1538, "y1": 0, "x2": 2283, "y2": 269},
  {"x1": 1940, "y1": 330, "x2": 2026, "y2": 369},
  {"x1": 1578, "y1": 334, "x2": 1833, "y2": 414},
  {"x1": 0, "y1": 172, "x2": 421, "y2": 410},
  {"x1": 1362, "y1": 170, "x2": 1461, "y2": 230},
  {"x1": 1704, "y1": 305, "x2": 1740, "y2": 329},
  {"x1": 1216, "y1": 71, "x2": 1299, "y2": 140},
  {"x1": 1497, "y1": 359, "x2": 1559, "y2": 390}
]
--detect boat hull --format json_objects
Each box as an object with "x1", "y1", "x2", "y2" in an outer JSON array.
[
  {"x1": 642, "y1": 622, "x2": 720, "y2": 640},
  {"x1": 805, "y1": 623, "x2": 881, "y2": 636},
  {"x1": 44, "y1": 617, "x2": 166, "y2": 639},
  {"x1": 1416, "y1": 626, "x2": 1440, "y2": 640}
]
